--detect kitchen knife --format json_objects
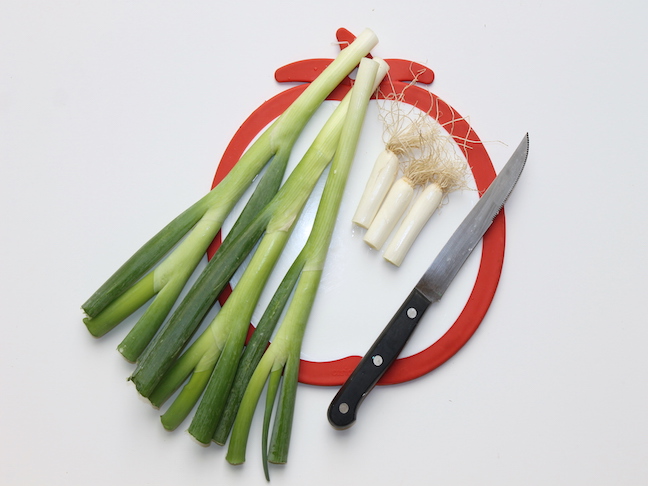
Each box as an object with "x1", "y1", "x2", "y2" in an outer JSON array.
[{"x1": 328, "y1": 133, "x2": 529, "y2": 429}]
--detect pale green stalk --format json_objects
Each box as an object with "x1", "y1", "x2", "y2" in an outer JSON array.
[{"x1": 225, "y1": 57, "x2": 386, "y2": 477}]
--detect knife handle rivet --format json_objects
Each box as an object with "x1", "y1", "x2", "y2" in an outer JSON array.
[
  {"x1": 372, "y1": 355, "x2": 384, "y2": 366},
  {"x1": 407, "y1": 307, "x2": 417, "y2": 319},
  {"x1": 338, "y1": 403, "x2": 349, "y2": 414}
]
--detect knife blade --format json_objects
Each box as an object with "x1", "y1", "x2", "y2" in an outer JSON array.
[{"x1": 328, "y1": 133, "x2": 529, "y2": 429}]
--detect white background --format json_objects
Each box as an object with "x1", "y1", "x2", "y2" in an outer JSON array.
[{"x1": 2, "y1": 1, "x2": 647, "y2": 485}]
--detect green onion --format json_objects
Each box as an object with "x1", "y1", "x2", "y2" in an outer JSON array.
[
  {"x1": 143, "y1": 67, "x2": 371, "y2": 433},
  {"x1": 225, "y1": 57, "x2": 386, "y2": 478},
  {"x1": 83, "y1": 29, "x2": 378, "y2": 366}
]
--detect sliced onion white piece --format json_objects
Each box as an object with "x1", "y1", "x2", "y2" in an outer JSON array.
[
  {"x1": 363, "y1": 176, "x2": 414, "y2": 250},
  {"x1": 352, "y1": 149, "x2": 399, "y2": 228},
  {"x1": 383, "y1": 182, "x2": 443, "y2": 266}
]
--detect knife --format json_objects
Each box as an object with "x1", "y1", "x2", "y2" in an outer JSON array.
[{"x1": 328, "y1": 133, "x2": 529, "y2": 429}]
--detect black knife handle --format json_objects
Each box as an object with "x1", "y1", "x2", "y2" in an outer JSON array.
[{"x1": 327, "y1": 288, "x2": 431, "y2": 429}]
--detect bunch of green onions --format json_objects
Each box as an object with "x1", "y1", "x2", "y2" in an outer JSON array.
[{"x1": 82, "y1": 29, "x2": 387, "y2": 477}]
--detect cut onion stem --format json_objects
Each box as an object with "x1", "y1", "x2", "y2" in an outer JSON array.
[
  {"x1": 359, "y1": 97, "x2": 469, "y2": 263},
  {"x1": 383, "y1": 181, "x2": 444, "y2": 266},
  {"x1": 363, "y1": 176, "x2": 414, "y2": 249},
  {"x1": 351, "y1": 148, "x2": 399, "y2": 228}
]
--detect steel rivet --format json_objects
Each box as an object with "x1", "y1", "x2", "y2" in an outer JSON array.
[{"x1": 407, "y1": 307, "x2": 417, "y2": 319}]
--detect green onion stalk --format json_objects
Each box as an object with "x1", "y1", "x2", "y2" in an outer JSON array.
[
  {"x1": 225, "y1": 57, "x2": 386, "y2": 479},
  {"x1": 142, "y1": 58, "x2": 386, "y2": 436},
  {"x1": 81, "y1": 29, "x2": 379, "y2": 364}
]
